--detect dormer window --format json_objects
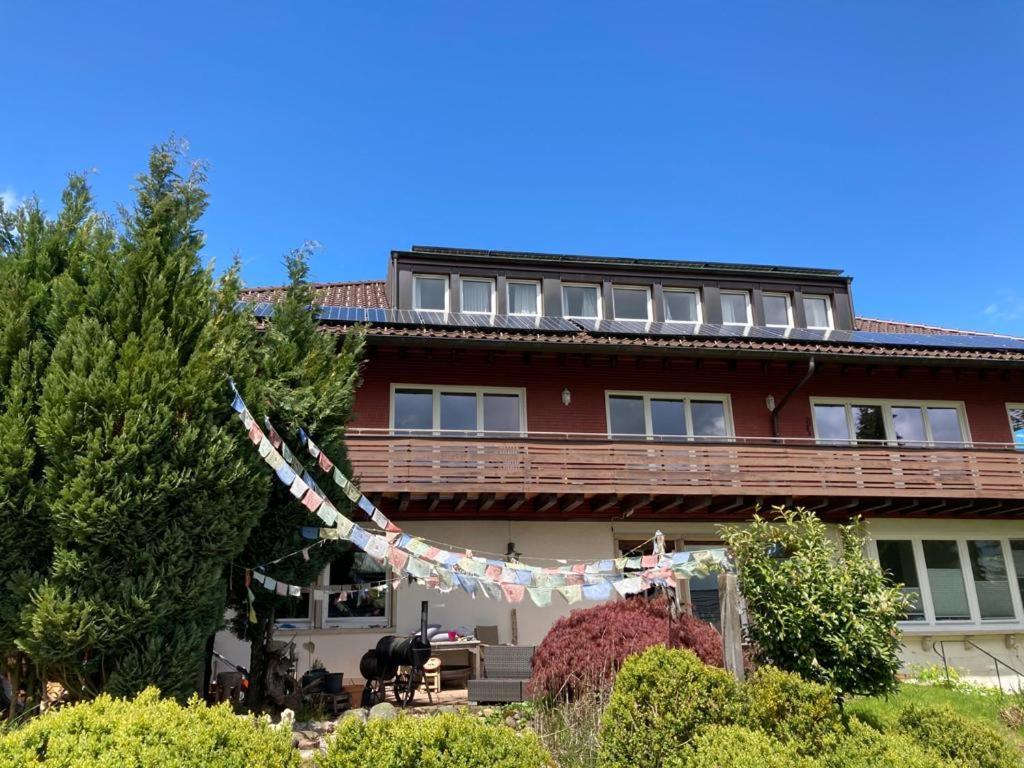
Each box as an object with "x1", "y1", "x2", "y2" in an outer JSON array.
[
  {"x1": 413, "y1": 274, "x2": 448, "y2": 312},
  {"x1": 562, "y1": 283, "x2": 601, "y2": 319},
  {"x1": 720, "y1": 290, "x2": 751, "y2": 326},
  {"x1": 762, "y1": 292, "x2": 793, "y2": 328},
  {"x1": 612, "y1": 285, "x2": 651, "y2": 321},
  {"x1": 803, "y1": 294, "x2": 834, "y2": 330},
  {"x1": 460, "y1": 277, "x2": 495, "y2": 315},
  {"x1": 664, "y1": 289, "x2": 702, "y2": 323},
  {"x1": 507, "y1": 280, "x2": 541, "y2": 316}
]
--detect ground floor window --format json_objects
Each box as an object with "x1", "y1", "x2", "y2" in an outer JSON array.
[
  {"x1": 875, "y1": 536, "x2": 1024, "y2": 626},
  {"x1": 615, "y1": 536, "x2": 721, "y2": 627}
]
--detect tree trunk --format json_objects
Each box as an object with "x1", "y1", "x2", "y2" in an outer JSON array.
[{"x1": 247, "y1": 609, "x2": 275, "y2": 709}]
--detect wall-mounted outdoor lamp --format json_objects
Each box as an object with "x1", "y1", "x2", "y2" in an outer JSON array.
[{"x1": 561, "y1": 388, "x2": 571, "y2": 406}]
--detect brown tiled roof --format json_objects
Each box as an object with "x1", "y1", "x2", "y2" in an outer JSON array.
[
  {"x1": 854, "y1": 316, "x2": 1011, "y2": 338},
  {"x1": 241, "y1": 280, "x2": 389, "y2": 308}
]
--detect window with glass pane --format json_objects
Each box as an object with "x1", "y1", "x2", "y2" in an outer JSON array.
[
  {"x1": 892, "y1": 406, "x2": 927, "y2": 446},
  {"x1": 928, "y1": 408, "x2": 963, "y2": 445},
  {"x1": 413, "y1": 276, "x2": 446, "y2": 311},
  {"x1": 851, "y1": 405, "x2": 886, "y2": 444},
  {"x1": 763, "y1": 294, "x2": 791, "y2": 327},
  {"x1": 508, "y1": 282, "x2": 539, "y2": 316},
  {"x1": 650, "y1": 399, "x2": 687, "y2": 438},
  {"x1": 276, "y1": 590, "x2": 311, "y2": 625},
  {"x1": 691, "y1": 400, "x2": 727, "y2": 437},
  {"x1": 461, "y1": 279, "x2": 493, "y2": 314},
  {"x1": 326, "y1": 547, "x2": 389, "y2": 627},
  {"x1": 814, "y1": 404, "x2": 850, "y2": 443},
  {"x1": 803, "y1": 296, "x2": 832, "y2": 329},
  {"x1": 482, "y1": 394, "x2": 520, "y2": 433},
  {"x1": 612, "y1": 287, "x2": 650, "y2": 320},
  {"x1": 562, "y1": 285, "x2": 600, "y2": 318},
  {"x1": 393, "y1": 389, "x2": 433, "y2": 431},
  {"x1": 923, "y1": 541, "x2": 971, "y2": 621},
  {"x1": 1010, "y1": 407, "x2": 1024, "y2": 449},
  {"x1": 608, "y1": 396, "x2": 646, "y2": 437},
  {"x1": 1011, "y1": 540, "x2": 1024, "y2": 602},
  {"x1": 721, "y1": 292, "x2": 750, "y2": 325},
  {"x1": 968, "y1": 540, "x2": 1015, "y2": 620},
  {"x1": 876, "y1": 540, "x2": 925, "y2": 620},
  {"x1": 664, "y1": 290, "x2": 700, "y2": 323},
  {"x1": 439, "y1": 392, "x2": 477, "y2": 432}
]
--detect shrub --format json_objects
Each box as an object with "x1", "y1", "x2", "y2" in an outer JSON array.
[
  {"x1": 529, "y1": 595, "x2": 723, "y2": 699},
  {"x1": 0, "y1": 687, "x2": 299, "y2": 767},
  {"x1": 819, "y1": 718, "x2": 954, "y2": 768},
  {"x1": 896, "y1": 704, "x2": 1019, "y2": 768},
  {"x1": 597, "y1": 645, "x2": 736, "y2": 768},
  {"x1": 736, "y1": 665, "x2": 843, "y2": 753},
  {"x1": 321, "y1": 711, "x2": 552, "y2": 768},
  {"x1": 721, "y1": 508, "x2": 908, "y2": 698},
  {"x1": 666, "y1": 724, "x2": 816, "y2": 768}
]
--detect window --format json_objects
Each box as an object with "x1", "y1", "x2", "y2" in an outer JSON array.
[
  {"x1": 606, "y1": 392, "x2": 732, "y2": 440},
  {"x1": 876, "y1": 540, "x2": 925, "y2": 621},
  {"x1": 507, "y1": 280, "x2": 541, "y2": 316},
  {"x1": 1008, "y1": 405, "x2": 1024, "y2": 449},
  {"x1": 562, "y1": 283, "x2": 601, "y2": 319},
  {"x1": 811, "y1": 399, "x2": 968, "y2": 447},
  {"x1": 323, "y1": 545, "x2": 391, "y2": 628},
  {"x1": 967, "y1": 540, "x2": 1015, "y2": 620},
  {"x1": 923, "y1": 540, "x2": 971, "y2": 621},
  {"x1": 460, "y1": 278, "x2": 494, "y2": 315},
  {"x1": 664, "y1": 289, "x2": 702, "y2": 323},
  {"x1": 413, "y1": 275, "x2": 448, "y2": 312},
  {"x1": 390, "y1": 385, "x2": 525, "y2": 435},
  {"x1": 803, "y1": 294, "x2": 834, "y2": 330},
  {"x1": 275, "y1": 585, "x2": 313, "y2": 628},
  {"x1": 720, "y1": 290, "x2": 751, "y2": 326},
  {"x1": 762, "y1": 293, "x2": 793, "y2": 328},
  {"x1": 612, "y1": 285, "x2": 651, "y2": 321}
]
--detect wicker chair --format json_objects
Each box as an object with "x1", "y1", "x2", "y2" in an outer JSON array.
[{"x1": 467, "y1": 645, "x2": 534, "y2": 703}]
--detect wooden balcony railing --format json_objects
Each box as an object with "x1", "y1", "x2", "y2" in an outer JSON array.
[{"x1": 345, "y1": 431, "x2": 1024, "y2": 500}]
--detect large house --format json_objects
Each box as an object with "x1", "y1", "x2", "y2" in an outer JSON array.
[{"x1": 219, "y1": 245, "x2": 1024, "y2": 686}]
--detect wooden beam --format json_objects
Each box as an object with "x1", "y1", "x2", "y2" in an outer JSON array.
[
  {"x1": 591, "y1": 494, "x2": 619, "y2": 514},
  {"x1": 620, "y1": 494, "x2": 653, "y2": 518},
  {"x1": 397, "y1": 493, "x2": 410, "y2": 513},
  {"x1": 712, "y1": 496, "x2": 747, "y2": 516},
  {"x1": 478, "y1": 493, "x2": 496, "y2": 513},
  {"x1": 426, "y1": 493, "x2": 440, "y2": 513},
  {"x1": 534, "y1": 494, "x2": 558, "y2": 514},
  {"x1": 650, "y1": 496, "x2": 686, "y2": 515},
  {"x1": 679, "y1": 495, "x2": 713, "y2": 514},
  {"x1": 453, "y1": 493, "x2": 469, "y2": 512},
  {"x1": 719, "y1": 573, "x2": 745, "y2": 681},
  {"x1": 506, "y1": 494, "x2": 528, "y2": 512},
  {"x1": 561, "y1": 494, "x2": 585, "y2": 514}
]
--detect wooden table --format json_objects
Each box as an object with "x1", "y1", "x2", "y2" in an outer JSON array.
[{"x1": 429, "y1": 639, "x2": 483, "y2": 680}]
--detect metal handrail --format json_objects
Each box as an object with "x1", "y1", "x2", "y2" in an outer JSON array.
[{"x1": 933, "y1": 639, "x2": 1024, "y2": 691}]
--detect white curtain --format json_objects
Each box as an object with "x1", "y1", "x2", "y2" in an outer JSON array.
[
  {"x1": 462, "y1": 281, "x2": 492, "y2": 313},
  {"x1": 508, "y1": 283, "x2": 538, "y2": 315}
]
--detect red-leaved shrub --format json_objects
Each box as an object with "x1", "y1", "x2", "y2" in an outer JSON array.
[{"x1": 527, "y1": 596, "x2": 724, "y2": 699}]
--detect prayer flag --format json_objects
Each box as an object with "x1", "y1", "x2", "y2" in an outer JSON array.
[
  {"x1": 583, "y1": 582, "x2": 613, "y2": 601},
  {"x1": 613, "y1": 577, "x2": 644, "y2": 597},
  {"x1": 484, "y1": 565, "x2": 502, "y2": 581},
  {"x1": 301, "y1": 489, "x2": 323, "y2": 512},
  {"x1": 500, "y1": 583, "x2": 526, "y2": 603},
  {"x1": 288, "y1": 584, "x2": 301, "y2": 597},
  {"x1": 275, "y1": 464, "x2": 297, "y2": 486},
  {"x1": 528, "y1": 587, "x2": 552, "y2": 607},
  {"x1": 357, "y1": 495, "x2": 375, "y2": 516},
  {"x1": 242, "y1": 410, "x2": 255, "y2": 430},
  {"x1": 317, "y1": 503, "x2": 339, "y2": 526},
  {"x1": 371, "y1": 509, "x2": 389, "y2": 529},
  {"x1": 248, "y1": 423, "x2": 263, "y2": 445},
  {"x1": 300, "y1": 526, "x2": 319, "y2": 540},
  {"x1": 366, "y1": 535, "x2": 388, "y2": 561},
  {"x1": 289, "y1": 476, "x2": 309, "y2": 499},
  {"x1": 388, "y1": 547, "x2": 409, "y2": 571},
  {"x1": 641, "y1": 555, "x2": 658, "y2": 568},
  {"x1": 557, "y1": 585, "x2": 582, "y2": 605},
  {"x1": 318, "y1": 452, "x2": 333, "y2": 472},
  {"x1": 231, "y1": 393, "x2": 245, "y2": 413}
]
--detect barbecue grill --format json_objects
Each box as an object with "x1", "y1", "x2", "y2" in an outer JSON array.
[{"x1": 360, "y1": 601, "x2": 433, "y2": 707}]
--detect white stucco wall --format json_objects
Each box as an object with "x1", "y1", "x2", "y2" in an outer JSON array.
[{"x1": 212, "y1": 516, "x2": 1024, "y2": 689}]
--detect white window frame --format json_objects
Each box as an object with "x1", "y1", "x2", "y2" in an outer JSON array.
[
  {"x1": 460, "y1": 276, "x2": 496, "y2": 316},
  {"x1": 809, "y1": 397, "x2": 972, "y2": 447},
  {"x1": 762, "y1": 292, "x2": 794, "y2": 329},
  {"x1": 274, "y1": 591, "x2": 314, "y2": 630},
  {"x1": 389, "y1": 384, "x2": 528, "y2": 435},
  {"x1": 720, "y1": 290, "x2": 752, "y2": 327},
  {"x1": 871, "y1": 536, "x2": 1024, "y2": 630},
  {"x1": 412, "y1": 274, "x2": 449, "y2": 312},
  {"x1": 803, "y1": 294, "x2": 835, "y2": 330},
  {"x1": 321, "y1": 559, "x2": 393, "y2": 629},
  {"x1": 1007, "y1": 403, "x2": 1024, "y2": 449},
  {"x1": 604, "y1": 390, "x2": 735, "y2": 440},
  {"x1": 506, "y1": 279, "x2": 542, "y2": 317},
  {"x1": 611, "y1": 284, "x2": 652, "y2": 321},
  {"x1": 561, "y1": 282, "x2": 603, "y2": 320},
  {"x1": 663, "y1": 288, "x2": 703, "y2": 324}
]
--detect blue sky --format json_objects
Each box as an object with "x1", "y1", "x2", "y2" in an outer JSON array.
[{"x1": 2, "y1": 2, "x2": 1023, "y2": 334}]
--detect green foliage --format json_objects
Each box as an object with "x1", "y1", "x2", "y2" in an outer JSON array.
[
  {"x1": 720, "y1": 508, "x2": 908, "y2": 698},
  {"x1": 819, "y1": 719, "x2": 954, "y2": 768},
  {"x1": 597, "y1": 646, "x2": 737, "y2": 768},
  {"x1": 896, "y1": 704, "x2": 1020, "y2": 768},
  {"x1": 736, "y1": 665, "x2": 843, "y2": 754},
  {"x1": 321, "y1": 712, "x2": 552, "y2": 768},
  {"x1": 667, "y1": 724, "x2": 816, "y2": 768},
  {"x1": 0, "y1": 687, "x2": 299, "y2": 767}
]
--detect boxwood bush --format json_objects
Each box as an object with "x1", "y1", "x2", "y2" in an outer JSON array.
[
  {"x1": 0, "y1": 687, "x2": 299, "y2": 767},
  {"x1": 736, "y1": 665, "x2": 843, "y2": 754},
  {"x1": 896, "y1": 704, "x2": 1019, "y2": 768},
  {"x1": 321, "y1": 711, "x2": 551, "y2": 768},
  {"x1": 597, "y1": 645, "x2": 737, "y2": 768},
  {"x1": 668, "y1": 724, "x2": 817, "y2": 768},
  {"x1": 820, "y1": 718, "x2": 954, "y2": 768}
]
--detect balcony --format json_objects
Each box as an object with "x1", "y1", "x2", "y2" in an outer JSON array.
[{"x1": 345, "y1": 430, "x2": 1024, "y2": 518}]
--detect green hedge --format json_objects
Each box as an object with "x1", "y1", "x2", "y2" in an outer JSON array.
[
  {"x1": 896, "y1": 704, "x2": 1019, "y2": 768},
  {"x1": 736, "y1": 665, "x2": 844, "y2": 754},
  {"x1": 597, "y1": 646, "x2": 737, "y2": 768},
  {"x1": 0, "y1": 688, "x2": 299, "y2": 768},
  {"x1": 820, "y1": 718, "x2": 954, "y2": 768},
  {"x1": 671, "y1": 725, "x2": 817, "y2": 768},
  {"x1": 321, "y1": 712, "x2": 551, "y2": 768}
]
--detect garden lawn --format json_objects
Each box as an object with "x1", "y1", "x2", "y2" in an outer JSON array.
[{"x1": 847, "y1": 683, "x2": 1023, "y2": 748}]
